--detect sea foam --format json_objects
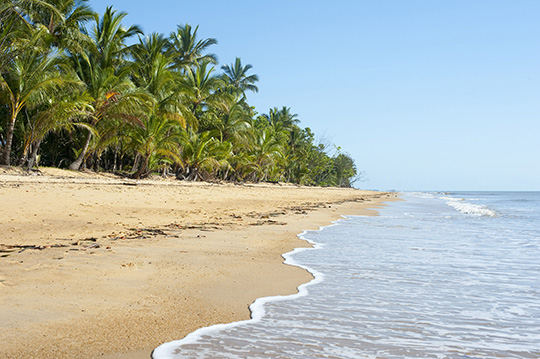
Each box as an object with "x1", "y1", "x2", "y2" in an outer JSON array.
[{"x1": 441, "y1": 196, "x2": 497, "y2": 217}]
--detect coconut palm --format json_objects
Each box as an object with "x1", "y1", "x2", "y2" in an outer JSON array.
[
  {"x1": 0, "y1": 1, "x2": 31, "y2": 72},
  {"x1": 168, "y1": 23, "x2": 217, "y2": 71},
  {"x1": 28, "y1": 0, "x2": 95, "y2": 55},
  {"x1": 67, "y1": 7, "x2": 150, "y2": 170},
  {"x1": 128, "y1": 114, "x2": 184, "y2": 179},
  {"x1": 130, "y1": 33, "x2": 170, "y2": 95},
  {"x1": 250, "y1": 127, "x2": 285, "y2": 182},
  {"x1": 20, "y1": 91, "x2": 94, "y2": 169},
  {"x1": 282, "y1": 126, "x2": 313, "y2": 183},
  {"x1": 180, "y1": 60, "x2": 223, "y2": 125},
  {"x1": 1, "y1": 0, "x2": 95, "y2": 167},
  {"x1": 0, "y1": 0, "x2": 63, "y2": 57},
  {"x1": 0, "y1": 29, "x2": 79, "y2": 165},
  {"x1": 201, "y1": 93, "x2": 251, "y2": 142},
  {"x1": 177, "y1": 130, "x2": 221, "y2": 181},
  {"x1": 265, "y1": 106, "x2": 299, "y2": 131},
  {"x1": 130, "y1": 32, "x2": 193, "y2": 126},
  {"x1": 91, "y1": 6, "x2": 142, "y2": 67},
  {"x1": 221, "y1": 57, "x2": 259, "y2": 97}
]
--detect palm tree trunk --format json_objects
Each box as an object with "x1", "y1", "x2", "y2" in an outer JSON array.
[
  {"x1": 18, "y1": 144, "x2": 29, "y2": 167},
  {"x1": 0, "y1": 114, "x2": 17, "y2": 166},
  {"x1": 132, "y1": 153, "x2": 140, "y2": 173},
  {"x1": 18, "y1": 108, "x2": 34, "y2": 166},
  {"x1": 93, "y1": 152, "x2": 100, "y2": 172},
  {"x1": 27, "y1": 139, "x2": 42, "y2": 170},
  {"x1": 112, "y1": 146, "x2": 118, "y2": 171},
  {"x1": 132, "y1": 156, "x2": 148, "y2": 179},
  {"x1": 69, "y1": 129, "x2": 92, "y2": 171}
]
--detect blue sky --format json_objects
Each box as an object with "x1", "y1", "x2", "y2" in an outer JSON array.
[{"x1": 89, "y1": 0, "x2": 539, "y2": 191}]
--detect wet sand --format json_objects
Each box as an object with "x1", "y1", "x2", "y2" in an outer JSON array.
[{"x1": 0, "y1": 167, "x2": 396, "y2": 358}]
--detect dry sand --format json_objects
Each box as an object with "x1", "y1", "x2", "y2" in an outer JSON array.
[{"x1": 0, "y1": 167, "x2": 397, "y2": 358}]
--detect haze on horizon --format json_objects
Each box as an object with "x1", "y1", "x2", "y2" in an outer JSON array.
[{"x1": 88, "y1": 0, "x2": 539, "y2": 191}]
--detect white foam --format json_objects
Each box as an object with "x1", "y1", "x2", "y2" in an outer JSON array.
[
  {"x1": 441, "y1": 196, "x2": 497, "y2": 217},
  {"x1": 409, "y1": 192, "x2": 436, "y2": 199},
  {"x1": 151, "y1": 221, "x2": 342, "y2": 359}
]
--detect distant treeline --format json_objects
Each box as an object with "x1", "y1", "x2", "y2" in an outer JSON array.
[{"x1": 0, "y1": 0, "x2": 359, "y2": 187}]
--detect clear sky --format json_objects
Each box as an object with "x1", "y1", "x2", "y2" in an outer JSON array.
[{"x1": 88, "y1": 0, "x2": 539, "y2": 191}]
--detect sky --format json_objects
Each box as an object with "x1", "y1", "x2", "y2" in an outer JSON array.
[{"x1": 88, "y1": 0, "x2": 539, "y2": 191}]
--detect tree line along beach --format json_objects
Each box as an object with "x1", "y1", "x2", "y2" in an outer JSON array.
[{"x1": 1, "y1": 2, "x2": 360, "y2": 188}]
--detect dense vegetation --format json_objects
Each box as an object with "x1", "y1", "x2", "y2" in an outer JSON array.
[{"x1": 1, "y1": 0, "x2": 360, "y2": 187}]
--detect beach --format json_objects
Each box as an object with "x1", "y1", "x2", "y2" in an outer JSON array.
[{"x1": 0, "y1": 167, "x2": 395, "y2": 358}]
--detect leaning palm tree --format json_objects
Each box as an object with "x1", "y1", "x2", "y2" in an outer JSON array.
[
  {"x1": 167, "y1": 23, "x2": 217, "y2": 71},
  {"x1": 221, "y1": 57, "x2": 259, "y2": 97}
]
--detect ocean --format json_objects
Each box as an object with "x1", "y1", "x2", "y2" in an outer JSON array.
[{"x1": 153, "y1": 192, "x2": 540, "y2": 359}]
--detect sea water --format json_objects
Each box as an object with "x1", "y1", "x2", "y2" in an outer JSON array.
[{"x1": 153, "y1": 192, "x2": 540, "y2": 358}]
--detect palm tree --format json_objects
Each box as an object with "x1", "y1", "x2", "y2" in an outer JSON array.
[
  {"x1": 1, "y1": 0, "x2": 95, "y2": 167},
  {"x1": 283, "y1": 126, "x2": 312, "y2": 183},
  {"x1": 180, "y1": 60, "x2": 223, "y2": 126},
  {"x1": 250, "y1": 127, "x2": 285, "y2": 182},
  {"x1": 0, "y1": 0, "x2": 65, "y2": 71},
  {"x1": 200, "y1": 91, "x2": 252, "y2": 142},
  {"x1": 20, "y1": 91, "x2": 94, "y2": 169},
  {"x1": 91, "y1": 6, "x2": 142, "y2": 68},
  {"x1": 177, "y1": 130, "x2": 221, "y2": 181},
  {"x1": 0, "y1": 29, "x2": 78, "y2": 165},
  {"x1": 168, "y1": 23, "x2": 217, "y2": 71},
  {"x1": 30, "y1": 0, "x2": 95, "y2": 55},
  {"x1": 130, "y1": 32, "x2": 193, "y2": 126},
  {"x1": 67, "y1": 6, "x2": 150, "y2": 170},
  {"x1": 130, "y1": 33, "x2": 170, "y2": 95},
  {"x1": 221, "y1": 57, "x2": 259, "y2": 97},
  {"x1": 128, "y1": 114, "x2": 184, "y2": 179},
  {"x1": 0, "y1": 2, "x2": 28, "y2": 72},
  {"x1": 265, "y1": 106, "x2": 299, "y2": 131}
]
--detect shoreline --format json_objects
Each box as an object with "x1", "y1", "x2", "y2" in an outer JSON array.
[
  {"x1": 152, "y1": 224, "x2": 329, "y2": 357},
  {"x1": 0, "y1": 168, "x2": 397, "y2": 358}
]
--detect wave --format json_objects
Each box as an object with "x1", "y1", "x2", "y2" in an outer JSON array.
[{"x1": 441, "y1": 196, "x2": 497, "y2": 217}]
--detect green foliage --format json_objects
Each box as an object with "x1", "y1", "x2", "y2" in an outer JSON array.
[{"x1": 0, "y1": 0, "x2": 361, "y2": 187}]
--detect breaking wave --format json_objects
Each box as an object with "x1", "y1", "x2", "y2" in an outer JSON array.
[{"x1": 441, "y1": 196, "x2": 497, "y2": 217}]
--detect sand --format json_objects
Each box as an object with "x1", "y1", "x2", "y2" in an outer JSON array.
[{"x1": 0, "y1": 167, "x2": 396, "y2": 358}]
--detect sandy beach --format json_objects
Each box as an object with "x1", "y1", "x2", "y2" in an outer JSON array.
[{"x1": 0, "y1": 167, "x2": 396, "y2": 358}]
